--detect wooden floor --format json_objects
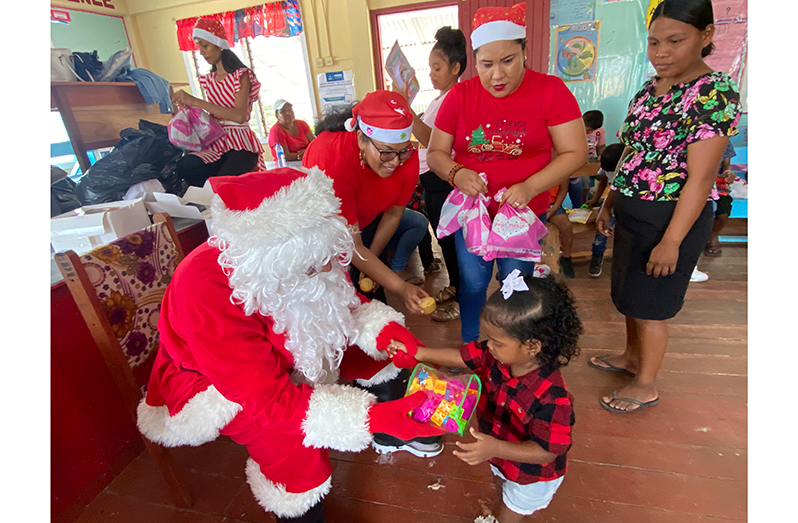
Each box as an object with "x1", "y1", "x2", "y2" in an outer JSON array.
[{"x1": 69, "y1": 222, "x2": 747, "y2": 523}]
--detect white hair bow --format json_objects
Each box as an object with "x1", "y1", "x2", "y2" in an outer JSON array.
[{"x1": 501, "y1": 269, "x2": 529, "y2": 300}]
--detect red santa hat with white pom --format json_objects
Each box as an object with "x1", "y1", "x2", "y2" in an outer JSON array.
[
  {"x1": 193, "y1": 18, "x2": 231, "y2": 50},
  {"x1": 208, "y1": 167, "x2": 342, "y2": 246},
  {"x1": 344, "y1": 90, "x2": 414, "y2": 144},
  {"x1": 470, "y1": 2, "x2": 527, "y2": 50}
]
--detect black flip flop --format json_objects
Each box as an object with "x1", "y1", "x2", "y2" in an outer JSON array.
[
  {"x1": 600, "y1": 391, "x2": 659, "y2": 413},
  {"x1": 587, "y1": 355, "x2": 636, "y2": 376}
]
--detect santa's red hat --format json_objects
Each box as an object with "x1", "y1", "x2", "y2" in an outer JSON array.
[
  {"x1": 193, "y1": 18, "x2": 231, "y2": 50},
  {"x1": 471, "y1": 2, "x2": 526, "y2": 50},
  {"x1": 208, "y1": 167, "x2": 342, "y2": 242},
  {"x1": 344, "y1": 91, "x2": 413, "y2": 144}
]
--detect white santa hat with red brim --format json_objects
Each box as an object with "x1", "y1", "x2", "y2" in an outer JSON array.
[
  {"x1": 470, "y1": 2, "x2": 527, "y2": 50},
  {"x1": 344, "y1": 90, "x2": 414, "y2": 144},
  {"x1": 193, "y1": 18, "x2": 231, "y2": 50}
]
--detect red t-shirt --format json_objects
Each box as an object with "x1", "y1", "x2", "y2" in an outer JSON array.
[
  {"x1": 435, "y1": 69, "x2": 582, "y2": 216},
  {"x1": 301, "y1": 131, "x2": 420, "y2": 228},
  {"x1": 268, "y1": 120, "x2": 312, "y2": 157}
]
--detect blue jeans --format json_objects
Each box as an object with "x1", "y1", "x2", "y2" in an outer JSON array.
[
  {"x1": 592, "y1": 214, "x2": 616, "y2": 258},
  {"x1": 454, "y1": 211, "x2": 547, "y2": 343},
  {"x1": 388, "y1": 209, "x2": 430, "y2": 271},
  {"x1": 567, "y1": 177, "x2": 583, "y2": 208}
]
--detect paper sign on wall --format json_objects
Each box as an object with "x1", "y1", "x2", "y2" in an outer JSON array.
[
  {"x1": 556, "y1": 21, "x2": 600, "y2": 83},
  {"x1": 645, "y1": 0, "x2": 664, "y2": 28},
  {"x1": 550, "y1": 0, "x2": 597, "y2": 27},
  {"x1": 713, "y1": 0, "x2": 748, "y2": 22},
  {"x1": 703, "y1": 20, "x2": 747, "y2": 84},
  {"x1": 317, "y1": 70, "x2": 356, "y2": 115}
]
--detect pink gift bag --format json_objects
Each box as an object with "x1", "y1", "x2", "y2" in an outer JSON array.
[
  {"x1": 435, "y1": 173, "x2": 492, "y2": 257},
  {"x1": 436, "y1": 189, "x2": 469, "y2": 239},
  {"x1": 168, "y1": 106, "x2": 225, "y2": 151},
  {"x1": 483, "y1": 189, "x2": 549, "y2": 262},
  {"x1": 461, "y1": 192, "x2": 492, "y2": 257}
]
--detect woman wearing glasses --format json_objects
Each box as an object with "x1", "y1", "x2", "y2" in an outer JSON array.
[
  {"x1": 302, "y1": 90, "x2": 443, "y2": 460},
  {"x1": 302, "y1": 90, "x2": 431, "y2": 315}
]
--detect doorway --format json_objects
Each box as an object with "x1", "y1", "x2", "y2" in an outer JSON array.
[{"x1": 370, "y1": 1, "x2": 459, "y2": 115}]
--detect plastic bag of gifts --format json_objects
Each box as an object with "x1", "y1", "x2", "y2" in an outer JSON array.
[
  {"x1": 168, "y1": 106, "x2": 225, "y2": 151},
  {"x1": 483, "y1": 187, "x2": 548, "y2": 262},
  {"x1": 404, "y1": 363, "x2": 481, "y2": 436},
  {"x1": 436, "y1": 172, "x2": 492, "y2": 256}
]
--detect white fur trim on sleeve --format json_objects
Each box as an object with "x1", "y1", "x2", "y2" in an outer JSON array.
[
  {"x1": 351, "y1": 300, "x2": 405, "y2": 359},
  {"x1": 137, "y1": 385, "x2": 242, "y2": 447},
  {"x1": 301, "y1": 384, "x2": 376, "y2": 452},
  {"x1": 354, "y1": 362, "x2": 402, "y2": 388},
  {"x1": 246, "y1": 458, "x2": 331, "y2": 518}
]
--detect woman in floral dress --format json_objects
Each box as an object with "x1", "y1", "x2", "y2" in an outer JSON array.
[{"x1": 588, "y1": 0, "x2": 741, "y2": 413}]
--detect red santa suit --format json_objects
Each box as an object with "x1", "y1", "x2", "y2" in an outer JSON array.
[{"x1": 137, "y1": 167, "x2": 431, "y2": 519}]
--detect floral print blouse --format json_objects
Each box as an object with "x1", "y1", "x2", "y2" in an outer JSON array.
[{"x1": 612, "y1": 71, "x2": 741, "y2": 201}]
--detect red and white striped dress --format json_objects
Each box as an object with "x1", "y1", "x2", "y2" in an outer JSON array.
[{"x1": 193, "y1": 68, "x2": 266, "y2": 171}]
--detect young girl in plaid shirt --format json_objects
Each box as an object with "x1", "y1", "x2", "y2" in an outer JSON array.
[{"x1": 388, "y1": 271, "x2": 582, "y2": 522}]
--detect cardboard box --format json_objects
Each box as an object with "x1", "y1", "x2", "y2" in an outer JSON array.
[
  {"x1": 143, "y1": 180, "x2": 215, "y2": 231},
  {"x1": 50, "y1": 198, "x2": 151, "y2": 255}
]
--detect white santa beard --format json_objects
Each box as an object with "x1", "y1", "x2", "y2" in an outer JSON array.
[{"x1": 264, "y1": 263, "x2": 361, "y2": 383}]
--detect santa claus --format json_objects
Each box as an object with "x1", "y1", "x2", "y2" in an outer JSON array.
[{"x1": 137, "y1": 167, "x2": 442, "y2": 523}]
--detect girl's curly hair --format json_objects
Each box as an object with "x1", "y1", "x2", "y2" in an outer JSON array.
[{"x1": 481, "y1": 274, "x2": 583, "y2": 369}]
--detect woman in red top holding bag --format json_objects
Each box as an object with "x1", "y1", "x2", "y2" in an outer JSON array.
[
  {"x1": 427, "y1": 2, "x2": 588, "y2": 344},
  {"x1": 171, "y1": 18, "x2": 266, "y2": 187}
]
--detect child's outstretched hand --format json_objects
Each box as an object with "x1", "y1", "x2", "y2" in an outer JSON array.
[
  {"x1": 386, "y1": 340, "x2": 408, "y2": 358},
  {"x1": 453, "y1": 427, "x2": 498, "y2": 465}
]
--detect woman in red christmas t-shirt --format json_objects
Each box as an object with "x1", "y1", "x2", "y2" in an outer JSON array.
[
  {"x1": 427, "y1": 2, "x2": 588, "y2": 343},
  {"x1": 267, "y1": 99, "x2": 315, "y2": 161},
  {"x1": 302, "y1": 91, "x2": 431, "y2": 316},
  {"x1": 171, "y1": 18, "x2": 266, "y2": 187}
]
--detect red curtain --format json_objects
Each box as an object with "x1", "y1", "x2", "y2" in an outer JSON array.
[{"x1": 176, "y1": 1, "x2": 301, "y2": 51}]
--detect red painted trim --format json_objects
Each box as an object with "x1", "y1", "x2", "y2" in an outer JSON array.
[
  {"x1": 49, "y1": 5, "x2": 136, "y2": 67},
  {"x1": 370, "y1": 0, "x2": 459, "y2": 91}
]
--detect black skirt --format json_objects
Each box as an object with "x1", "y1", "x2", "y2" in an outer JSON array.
[{"x1": 611, "y1": 195, "x2": 713, "y2": 320}]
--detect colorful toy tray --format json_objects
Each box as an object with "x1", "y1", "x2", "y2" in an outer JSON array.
[{"x1": 404, "y1": 363, "x2": 482, "y2": 436}]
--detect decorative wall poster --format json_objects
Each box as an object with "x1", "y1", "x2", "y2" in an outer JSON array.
[
  {"x1": 550, "y1": 0, "x2": 596, "y2": 27},
  {"x1": 317, "y1": 70, "x2": 356, "y2": 115},
  {"x1": 556, "y1": 21, "x2": 600, "y2": 83},
  {"x1": 645, "y1": 0, "x2": 664, "y2": 27},
  {"x1": 712, "y1": 0, "x2": 748, "y2": 22},
  {"x1": 703, "y1": 20, "x2": 747, "y2": 84}
]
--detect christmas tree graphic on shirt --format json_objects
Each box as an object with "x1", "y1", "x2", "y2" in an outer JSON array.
[{"x1": 467, "y1": 125, "x2": 522, "y2": 156}]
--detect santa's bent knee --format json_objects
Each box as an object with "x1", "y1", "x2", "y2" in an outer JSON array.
[{"x1": 245, "y1": 458, "x2": 332, "y2": 518}]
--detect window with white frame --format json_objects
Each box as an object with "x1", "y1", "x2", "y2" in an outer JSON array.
[{"x1": 184, "y1": 34, "x2": 315, "y2": 146}]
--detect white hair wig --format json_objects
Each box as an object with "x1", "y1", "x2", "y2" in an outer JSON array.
[{"x1": 208, "y1": 167, "x2": 362, "y2": 382}]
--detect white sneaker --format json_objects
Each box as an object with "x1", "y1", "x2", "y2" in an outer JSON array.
[
  {"x1": 690, "y1": 267, "x2": 709, "y2": 282},
  {"x1": 371, "y1": 439, "x2": 443, "y2": 458}
]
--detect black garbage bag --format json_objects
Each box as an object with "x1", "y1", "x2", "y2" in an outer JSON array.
[
  {"x1": 72, "y1": 51, "x2": 104, "y2": 81},
  {"x1": 75, "y1": 120, "x2": 186, "y2": 205},
  {"x1": 51, "y1": 166, "x2": 82, "y2": 217}
]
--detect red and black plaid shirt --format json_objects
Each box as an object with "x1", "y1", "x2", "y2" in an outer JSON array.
[{"x1": 460, "y1": 341, "x2": 574, "y2": 484}]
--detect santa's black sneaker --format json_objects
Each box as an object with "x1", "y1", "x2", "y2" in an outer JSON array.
[
  {"x1": 589, "y1": 255, "x2": 603, "y2": 277},
  {"x1": 558, "y1": 256, "x2": 575, "y2": 279},
  {"x1": 372, "y1": 439, "x2": 443, "y2": 458}
]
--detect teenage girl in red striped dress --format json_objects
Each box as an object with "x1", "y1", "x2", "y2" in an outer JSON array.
[{"x1": 171, "y1": 18, "x2": 266, "y2": 187}]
